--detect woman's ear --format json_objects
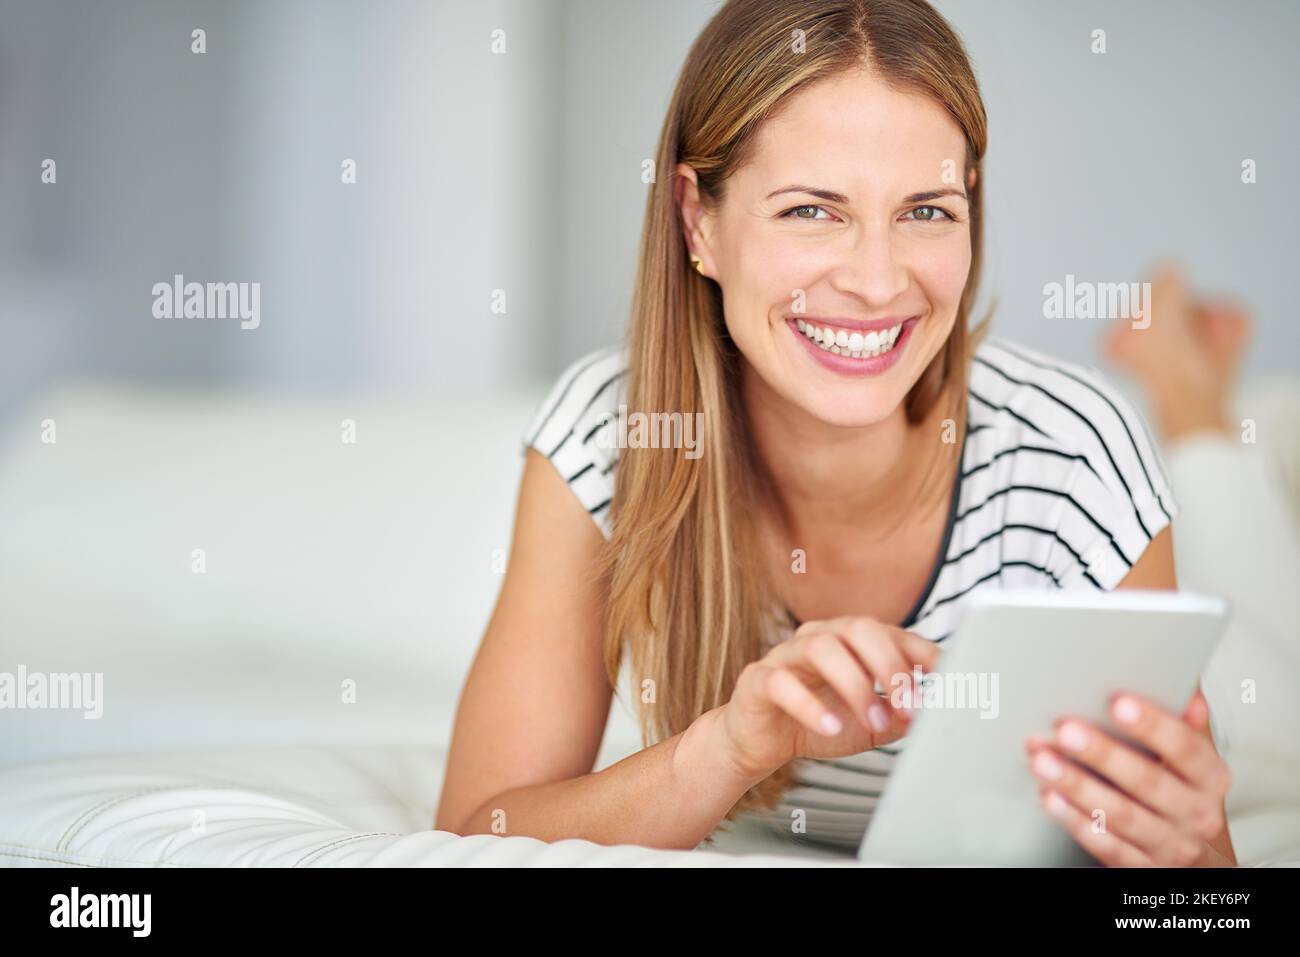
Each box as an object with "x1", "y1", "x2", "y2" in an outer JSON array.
[
  {"x1": 966, "y1": 166, "x2": 978, "y2": 192},
  {"x1": 674, "y1": 162, "x2": 714, "y2": 276}
]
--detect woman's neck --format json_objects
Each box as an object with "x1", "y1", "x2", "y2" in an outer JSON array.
[{"x1": 740, "y1": 362, "x2": 951, "y2": 547}]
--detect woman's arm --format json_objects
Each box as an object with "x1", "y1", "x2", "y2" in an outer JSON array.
[{"x1": 434, "y1": 448, "x2": 767, "y2": 849}]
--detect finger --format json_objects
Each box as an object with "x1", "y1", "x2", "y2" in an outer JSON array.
[
  {"x1": 779, "y1": 619, "x2": 912, "y2": 719},
  {"x1": 1048, "y1": 717, "x2": 1204, "y2": 827},
  {"x1": 832, "y1": 618, "x2": 920, "y2": 721},
  {"x1": 1037, "y1": 787, "x2": 1154, "y2": 867},
  {"x1": 1028, "y1": 743, "x2": 1199, "y2": 864},
  {"x1": 788, "y1": 619, "x2": 938, "y2": 675},
  {"x1": 769, "y1": 622, "x2": 834, "y2": 668},
  {"x1": 800, "y1": 632, "x2": 889, "y2": 735},
  {"x1": 893, "y1": 626, "x2": 942, "y2": 673},
  {"x1": 1110, "y1": 692, "x2": 1225, "y2": 789},
  {"x1": 851, "y1": 620, "x2": 939, "y2": 687},
  {"x1": 760, "y1": 665, "x2": 843, "y2": 739},
  {"x1": 1050, "y1": 711, "x2": 1232, "y2": 847},
  {"x1": 1023, "y1": 732, "x2": 1050, "y2": 751},
  {"x1": 1182, "y1": 687, "x2": 1212, "y2": 732}
]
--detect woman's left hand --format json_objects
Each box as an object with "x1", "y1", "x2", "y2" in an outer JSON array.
[{"x1": 1024, "y1": 686, "x2": 1237, "y2": 867}]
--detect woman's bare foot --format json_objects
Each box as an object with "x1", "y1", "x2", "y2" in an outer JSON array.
[{"x1": 1103, "y1": 263, "x2": 1252, "y2": 442}]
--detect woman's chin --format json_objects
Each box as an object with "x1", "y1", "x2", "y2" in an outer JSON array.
[{"x1": 793, "y1": 388, "x2": 910, "y2": 429}]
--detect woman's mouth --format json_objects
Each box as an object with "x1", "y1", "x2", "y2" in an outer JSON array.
[
  {"x1": 786, "y1": 315, "x2": 919, "y2": 376},
  {"x1": 796, "y1": 318, "x2": 904, "y2": 358}
]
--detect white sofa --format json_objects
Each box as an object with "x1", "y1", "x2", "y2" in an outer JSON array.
[
  {"x1": 0, "y1": 380, "x2": 852, "y2": 866},
  {"x1": 0, "y1": 380, "x2": 1296, "y2": 866}
]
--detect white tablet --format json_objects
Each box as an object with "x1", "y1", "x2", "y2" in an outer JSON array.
[{"x1": 857, "y1": 589, "x2": 1229, "y2": 867}]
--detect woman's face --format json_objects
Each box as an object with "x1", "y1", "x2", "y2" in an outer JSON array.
[{"x1": 681, "y1": 67, "x2": 974, "y2": 428}]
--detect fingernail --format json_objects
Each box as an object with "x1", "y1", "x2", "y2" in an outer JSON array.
[
  {"x1": 1032, "y1": 750, "x2": 1064, "y2": 780},
  {"x1": 820, "y1": 712, "x2": 843, "y2": 735},
  {"x1": 1058, "y1": 721, "x2": 1089, "y2": 752},
  {"x1": 867, "y1": 703, "x2": 890, "y2": 733},
  {"x1": 1044, "y1": 790, "x2": 1070, "y2": 818},
  {"x1": 1112, "y1": 695, "x2": 1141, "y2": 725}
]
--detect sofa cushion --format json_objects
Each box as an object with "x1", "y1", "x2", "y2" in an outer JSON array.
[{"x1": 0, "y1": 745, "x2": 859, "y2": 867}]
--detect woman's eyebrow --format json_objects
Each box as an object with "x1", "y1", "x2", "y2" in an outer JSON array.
[
  {"x1": 764, "y1": 185, "x2": 969, "y2": 203},
  {"x1": 904, "y1": 188, "x2": 969, "y2": 203},
  {"x1": 766, "y1": 185, "x2": 850, "y2": 203}
]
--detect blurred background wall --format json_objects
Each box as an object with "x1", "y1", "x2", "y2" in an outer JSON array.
[{"x1": 0, "y1": 0, "x2": 1296, "y2": 419}]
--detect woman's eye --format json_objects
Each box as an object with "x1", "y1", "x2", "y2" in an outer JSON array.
[
  {"x1": 903, "y1": 205, "x2": 953, "y2": 222},
  {"x1": 782, "y1": 204, "x2": 833, "y2": 221}
]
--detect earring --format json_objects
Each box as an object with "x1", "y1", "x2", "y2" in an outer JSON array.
[{"x1": 690, "y1": 255, "x2": 704, "y2": 275}]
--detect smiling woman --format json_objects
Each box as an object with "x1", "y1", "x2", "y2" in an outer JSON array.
[{"x1": 437, "y1": 0, "x2": 1236, "y2": 868}]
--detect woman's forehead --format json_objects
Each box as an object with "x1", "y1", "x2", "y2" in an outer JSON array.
[{"x1": 742, "y1": 71, "x2": 967, "y2": 190}]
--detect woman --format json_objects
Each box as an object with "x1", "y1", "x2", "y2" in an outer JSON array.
[{"x1": 436, "y1": 0, "x2": 1237, "y2": 867}]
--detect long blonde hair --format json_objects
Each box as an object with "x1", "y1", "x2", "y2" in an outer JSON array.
[{"x1": 596, "y1": 0, "x2": 991, "y2": 818}]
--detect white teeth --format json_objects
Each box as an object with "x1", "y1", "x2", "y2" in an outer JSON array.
[{"x1": 796, "y1": 320, "x2": 905, "y2": 359}]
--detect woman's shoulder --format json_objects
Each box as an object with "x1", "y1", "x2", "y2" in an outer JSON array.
[
  {"x1": 522, "y1": 345, "x2": 628, "y2": 536},
  {"x1": 958, "y1": 335, "x2": 1178, "y2": 587},
  {"x1": 967, "y1": 336, "x2": 1170, "y2": 497}
]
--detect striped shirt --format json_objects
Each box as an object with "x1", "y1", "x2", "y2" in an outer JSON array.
[{"x1": 522, "y1": 336, "x2": 1178, "y2": 852}]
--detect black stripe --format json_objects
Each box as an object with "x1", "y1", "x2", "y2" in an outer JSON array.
[
  {"x1": 924, "y1": 561, "x2": 1062, "y2": 616},
  {"x1": 823, "y1": 761, "x2": 894, "y2": 778},
  {"x1": 974, "y1": 354, "x2": 1154, "y2": 539},
  {"x1": 969, "y1": 389, "x2": 1050, "y2": 439},
  {"x1": 526, "y1": 350, "x2": 615, "y2": 447},
  {"x1": 566, "y1": 463, "x2": 594, "y2": 483},
  {"x1": 775, "y1": 798, "x2": 876, "y2": 815},
  {"x1": 601, "y1": 458, "x2": 618, "y2": 475},
  {"x1": 581, "y1": 418, "x2": 607, "y2": 444},
  {"x1": 990, "y1": 342, "x2": 1174, "y2": 525},
  {"x1": 954, "y1": 483, "x2": 1136, "y2": 567},
  {"x1": 788, "y1": 778, "x2": 885, "y2": 799},
  {"x1": 545, "y1": 370, "x2": 626, "y2": 458},
  {"x1": 961, "y1": 444, "x2": 1092, "y2": 482},
  {"x1": 899, "y1": 425, "x2": 968, "y2": 629},
  {"x1": 940, "y1": 521, "x2": 1105, "y2": 589},
  {"x1": 588, "y1": 498, "x2": 611, "y2": 515}
]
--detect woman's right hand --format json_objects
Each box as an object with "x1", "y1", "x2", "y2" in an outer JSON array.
[{"x1": 718, "y1": 616, "x2": 942, "y2": 779}]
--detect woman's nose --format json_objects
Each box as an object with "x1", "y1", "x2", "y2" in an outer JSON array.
[{"x1": 830, "y1": 226, "x2": 910, "y2": 307}]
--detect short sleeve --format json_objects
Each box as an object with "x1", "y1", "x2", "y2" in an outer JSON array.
[
  {"x1": 971, "y1": 338, "x2": 1180, "y2": 593},
  {"x1": 521, "y1": 346, "x2": 627, "y2": 539},
  {"x1": 1051, "y1": 384, "x2": 1179, "y2": 591}
]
